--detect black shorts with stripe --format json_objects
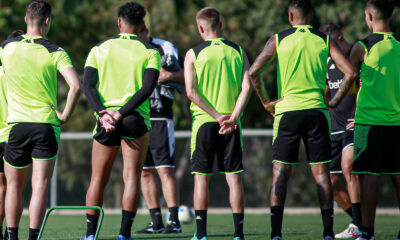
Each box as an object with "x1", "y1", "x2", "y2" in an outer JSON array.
[
  {"x1": 272, "y1": 109, "x2": 331, "y2": 165},
  {"x1": 191, "y1": 121, "x2": 243, "y2": 175},
  {"x1": 4, "y1": 123, "x2": 60, "y2": 169},
  {"x1": 353, "y1": 124, "x2": 400, "y2": 175},
  {"x1": 144, "y1": 119, "x2": 175, "y2": 169},
  {"x1": 329, "y1": 130, "x2": 354, "y2": 174},
  {"x1": 93, "y1": 111, "x2": 149, "y2": 146}
]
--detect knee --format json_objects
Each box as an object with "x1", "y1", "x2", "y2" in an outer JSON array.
[
  {"x1": 157, "y1": 168, "x2": 174, "y2": 181},
  {"x1": 141, "y1": 169, "x2": 155, "y2": 179}
]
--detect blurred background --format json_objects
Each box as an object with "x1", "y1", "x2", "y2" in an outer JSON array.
[{"x1": 0, "y1": 0, "x2": 399, "y2": 209}]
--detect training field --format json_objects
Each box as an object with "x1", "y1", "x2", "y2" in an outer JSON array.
[{"x1": 19, "y1": 213, "x2": 398, "y2": 239}]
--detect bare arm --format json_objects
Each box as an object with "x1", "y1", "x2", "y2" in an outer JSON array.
[
  {"x1": 249, "y1": 35, "x2": 277, "y2": 106},
  {"x1": 328, "y1": 40, "x2": 358, "y2": 108},
  {"x1": 158, "y1": 68, "x2": 184, "y2": 83},
  {"x1": 52, "y1": 67, "x2": 81, "y2": 123},
  {"x1": 184, "y1": 50, "x2": 228, "y2": 124}
]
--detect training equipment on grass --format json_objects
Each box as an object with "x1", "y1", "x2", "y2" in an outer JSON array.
[
  {"x1": 178, "y1": 205, "x2": 195, "y2": 224},
  {"x1": 37, "y1": 206, "x2": 104, "y2": 240}
]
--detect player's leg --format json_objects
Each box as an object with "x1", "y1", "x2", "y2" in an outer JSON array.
[
  {"x1": 359, "y1": 174, "x2": 378, "y2": 239},
  {"x1": 157, "y1": 167, "x2": 181, "y2": 232},
  {"x1": 305, "y1": 110, "x2": 334, "y2": 239},
  {"x1": 390, "y1": 175, "x2": 400, "y2": 239},
  {"x1": 85, "y1": 140, "x2": 119, "y2": 238},
  {"x1": 191, "y1": 121, "x2": 217, "y2": 240},
  {"x1": 270, "y1": 111, "x2": 301, "y2": 239},
  {"x1": 28, "y1": 158, "x2": 56, "y2": 238},
  {"x1": 341, "y1": 142, "x2": 362, "y2": 235},
  {"x1": 0, "y1": 147, "x2": 5, "y2": 240},
  {"x1": 119, "y1": 133, "x2": 149, "y2": 239},
  {"x1": 4, "y1": 165, "x2": 27, "y2": 240},
  {"x1": 219, "y1": 126, "x2": 244, "y2": 239},
  {"x1": 193, "y1": 174, "x2": 210, "y2": 239},
  {"x1": 330, "y1": 174, "x2": 351, "y2": 213}
]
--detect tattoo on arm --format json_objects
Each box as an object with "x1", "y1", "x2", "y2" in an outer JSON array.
[
  {"x1": 249, "y1": 35, "x2": 277, "y2": 105},
  {"x1": 328, "y1": 76, "x2": 352, "y2": 107}
]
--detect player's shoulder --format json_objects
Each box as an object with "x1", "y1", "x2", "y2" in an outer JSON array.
[
  {"x1": 221, "y1": 39, "x2": 242, "y2": 55},
  {"x1": 359, "y1": 34, "x2": 384, "y2": 52},
  {"x1": 34, "y1": 38, "x2": 66, "y2": 53},
  {"x1": 95, "y1": 35, "x2": 120, "y2": 47},
  {"x1": 1, "y1": 35, "x2": 24, "y2": 49},
  {"x1": 276, "y1": 27, "x2": 296, "y2": 43},
  {"x1": 308, "y1": 27, "x2": 328, "y2": 43},
  {"x1": 191, "y1": 41, "x2": 212, "y2": 58}
]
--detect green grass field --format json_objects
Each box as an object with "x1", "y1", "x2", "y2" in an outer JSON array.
[{"x1": 17, "y1": 213, "x2": 398, "y2": 239}]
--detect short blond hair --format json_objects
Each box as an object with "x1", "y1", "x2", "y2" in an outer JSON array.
[{"x1": 196, "y1": 7, "x2": 220, "y2": 31}]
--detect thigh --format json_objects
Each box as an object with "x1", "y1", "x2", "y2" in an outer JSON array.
[
  {"x1": 302, "y1": 110, "x2": 331, "y2": 165},
  {"x1": 191, "y1": 121, "x2": 218, "y2": 175},
  {"x1": 272, "y1": 112, "x2": 302, "y2": 165},
  {"x1": 218, "y1": 126, "x2": 243, "y2": 174},
  {"x1": 4, "y1": 124, "x2": 33, "y2": 169},
  {"x1": 121, "y1": 132, "x2": 149, "y2": 177},
  {"x1": 91, "y1": 140, "x2": 119, "y2": 180}
]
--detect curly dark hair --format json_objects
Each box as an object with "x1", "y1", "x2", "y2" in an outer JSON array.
[
  {"x1": 26, "y1": 0, "x2": 51, "y2": 25},
  {"x1": 288, "y1": 0, "x2": 312, "y2": 16},
  {"x1": 366, "y1": 0, "x2": 394, "y2": 20},
  {"x1": 118, "y1": 2, "x2": 146, "y2": 26},
  {"x1": 8, "y1": 30, "x2": 24, "y2": 39}
]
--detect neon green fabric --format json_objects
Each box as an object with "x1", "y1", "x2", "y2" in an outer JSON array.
[
  {"x1": 85, "y1": 33, "x2": 161, "y2": 128},
  {"x1": 275, "y1": 25, "x2": 329, "y2": 115},
  {"x1": 190, "y1": 38, "x2": 244, "y2": 122},
  {"x1": 0, "y1": 35, "x2": 73, "y2": 125},
  {"x1": 0, "y1": 66, "x2": 9, "y2": 143},
  {"x1": 355, "y1": 32, "x2": 400, "y2": 125}
]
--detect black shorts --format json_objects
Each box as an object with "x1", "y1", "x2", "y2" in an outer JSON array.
[
  {"x1": 353, "y1": 124, "x2": 400, "y2": 175},
  {"x1": 93, "y1": 112, "x2": 149, "y2": 146},
  {"x1": 272, "y1": 109, "x2": 331, "y2": 165},
  {"x1": 329, "y1": 130, "x2": 354, "y2": 174},
  {"x1": 191, "y1": 121, "x2": 243, "y2": 175},
  {"x1": 4, "y1": 123, "x2": 60, "y2": 169},
  {"x1": 0, "y1": 143, "x2": 4, "y2": 173},
  {"x1": 144, "y1": 119, "x2": 175, "y2": 169}
]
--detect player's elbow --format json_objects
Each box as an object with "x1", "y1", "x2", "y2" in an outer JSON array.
[
  {"x1": 71, "y1": 83, "x2": 81, "y2": 95},
  {"x1": 347, "y1": 69, "x2": 357, "y2": 83},
  {"x1": 186, "y1": 88, "x2": 196, "y2": 102}
]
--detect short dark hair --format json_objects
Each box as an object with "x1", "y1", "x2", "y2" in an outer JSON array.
[
  {"x1": 288, "y1": 0, "x2": 312, "y2": 16},
  {"x1": 366, "y1": 0, "x2": 394, "y2": 20},
  {"x1": 320, "y1": 23, "x2": 343, "y2": 38},
  {"x1": 8, "y1": 30, "x2": 24, "y2": 39},
  {"x1": 26, "y1": 0, "x2": 51, "y2": 25},
  {"x1": 118, "y1": 2, "x2": 146, "y2": 26},
  {"x1": 196, "y1": 7, "x2": 220, "y2": 31}
]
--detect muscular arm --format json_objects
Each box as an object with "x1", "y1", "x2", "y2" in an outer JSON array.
[
  {"x1": 158, "y1": 68, "x2": 184, "y2": 83},
  {"x1": 57, "y1": 67, "x2": 81, "y2": 123},
  {"x1": 184, "y1": 50, "x2": 227, "y2": 123},
  {"x1": 328, "y1": 40, "x2": 358, "y2": 108},
  {"x1": 249, "y1": 35, "x2": 277, "y2": 106}
]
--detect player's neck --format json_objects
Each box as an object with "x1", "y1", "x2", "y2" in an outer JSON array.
[
  {"x1": 201, "y1": 30, "x2": 222, "y2": 40},
  {"x1": 25, "y1": 27, "x2": 45, "y2": 38},
  {"x1": 371, "y1": 21, "x2": 391, "y2": 33},
  {"x1": 290, "y1": 19, "x2": 309, "y2": 26}
]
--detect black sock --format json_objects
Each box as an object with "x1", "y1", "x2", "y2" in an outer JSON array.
[
  {"x1": 321, "y1": 209, "x2": 334, "y2": 237},
  {"x1": 168, "y1": 207, "x2": 180, "y2": 226},
  {"x1": 361, "y1": 226, "x2": 374, "y2": 239},
  {"x1": 86, "y1": 214, "x2": 99, "y2": 237},
  {"x1": 0, "y1": 226, "x2": 2, "y2": 238},
  {"x1": 233, "y1": 213, "x2": 244, "y2": 238},
  {"x1": 28, "y1": 228, "x2": 39, "y2": 240},
  {"x1": 270, "y1": 206, "x2": 284, "y2": 238},
  {"x1": 6, "y1": 227, "x2": 18, "y2": 240},
  {"x1": 351, "y1": 202, "x2": 362, "y2": 228},
  {"x1": 119, "y1": 210, "x2": 136, "y2": 238},
  {"x1": 195, "y1": 210, "x2": 207, "y2": 239},
  {"x1": 344, "y1": 207, "x2": 353, "y2": 218},
  {"x1": 397, "y1": 230, "x2": 400, "y2": 239},
  {"x1": 149, "y1": 208, "x2": 163, "y2": 229}
]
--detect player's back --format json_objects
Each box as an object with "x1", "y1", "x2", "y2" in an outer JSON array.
[
  {"x1": 190, "y1": 38, "x2": 244, "y2": 120},
  {"x1": 1, "y1": 35, "x2": 71, "y2": 125},
  {"x1": 275, "y1": 25, "x2": 329, "y2": 115},
  {"x1": 0, "y1": 66, "x2": 8, "y2": 142},
  {"x1": 85, "y1": 33, "x2": 160, "y2": 119},
  {"x1": 356, "y1": 32, "x2": 400, "y2": 125}
]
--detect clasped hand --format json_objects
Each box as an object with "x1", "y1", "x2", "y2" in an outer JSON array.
[{"x1": 98, "y1": 110, "x2": 122, "y2": 133}]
